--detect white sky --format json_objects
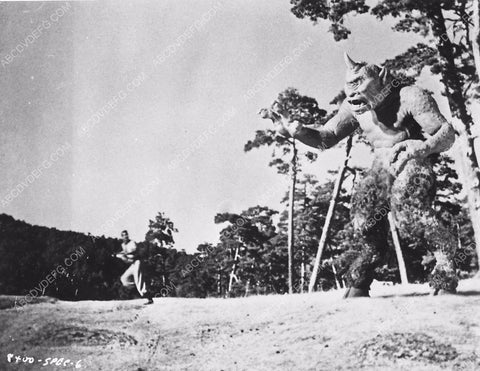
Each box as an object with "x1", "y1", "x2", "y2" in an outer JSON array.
[{"x1": 1, "y1": 0, "x2": 467, "y2": 252}]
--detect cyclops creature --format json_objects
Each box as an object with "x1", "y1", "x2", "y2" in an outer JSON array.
[{"x1": 266, "y1": 53, "x2": 458, "y2": 297}]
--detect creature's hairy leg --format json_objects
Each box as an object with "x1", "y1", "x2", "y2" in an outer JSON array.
[
  {"x1": 345, "y1": 168, "x2": 390, "y2": 298},
  {"x1": 390, "y1": 159, "x2": 458, "y2": 294}
]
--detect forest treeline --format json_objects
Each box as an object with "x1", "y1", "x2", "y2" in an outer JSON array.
[{"x1": 0, "y1": 156, "x2": 476, "y2": 300}]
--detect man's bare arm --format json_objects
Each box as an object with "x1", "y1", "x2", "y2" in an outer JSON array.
[{"x1": 114, "y1": 243, "x2": 138, "y2": 263}]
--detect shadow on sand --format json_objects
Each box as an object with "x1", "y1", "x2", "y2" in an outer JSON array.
[
  {"x1": 456, "y1": 290, "x2": 480, "y2": 296},
  {"x1": 373, "y1": 292, "x2": 430, "y2": 299},
  {"x1": 375, "y1": 290, "x2": 480, "y2": 299}
]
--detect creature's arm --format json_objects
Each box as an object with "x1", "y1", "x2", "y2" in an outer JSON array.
[
  {"x1": 403, "y1": 86, "x2": 455, "y2": 155},
  {"x1": 390, "y1": 87, "x2": 455, "y2": 173},
  {"x1": 267, "y1": 100, "x2": 358, "y2": 150}
]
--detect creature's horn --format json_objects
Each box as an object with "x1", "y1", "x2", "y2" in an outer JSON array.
[
  {"x1": 343, "y1": 52, "x2": 358, "y2": 70},
  {"x1": 379, "y1": 66, "x2": 390, "y2": 84}
]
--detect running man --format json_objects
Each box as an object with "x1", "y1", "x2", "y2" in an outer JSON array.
[{"x1": 115, "y1": 230, "x2": 153, "y2": 305}]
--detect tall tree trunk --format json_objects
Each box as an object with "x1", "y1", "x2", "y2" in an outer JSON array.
[
  {"x1": 300, "y1": 183, "x2": 308, "y2": 294},
  {"x1": 472, "y1": 0, "x2": 480, "y2": 82},
  {"x1": 227, "y1": 246, "x2": 240, "y2": 294},
  {"x1": 330, "y1": 256, "x2": 341, "y2": 289},
  {"x1": 428, "y1": 7, "x2": 480, "y2": 268},
  {"x1": 470, "y1": 1, "x2": 480, "y2": 276},
  {"x1": 388, "y1": 212, "x2": 408, "y2": 284},
  {"x1": 244, "y1": 279, "x2": 250, "y2": 297},
  {"x1": 455, "y1": 140, "x2": 480, "y2": 275},
  {"x1": 300, "y1": 246, "x2": 305, "y2": 293},
  {"x1": 287, "y1": 141, "x2": 298, "y2": 294},
  {"x1": 308, "y1": 135, "x2": 353, "y2": 293}
]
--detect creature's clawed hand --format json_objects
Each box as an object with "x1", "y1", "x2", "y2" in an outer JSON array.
[
  {"x1": 389, "y1": 140, "x2": 427, "y2": 175},
  {"x1": 258, "y1": 102, "x2": 303, "y2": 139}
]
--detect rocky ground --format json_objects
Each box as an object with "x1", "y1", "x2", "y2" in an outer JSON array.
[{"x1": 0, "y1": 279, "x2": 479, "y2": 371}]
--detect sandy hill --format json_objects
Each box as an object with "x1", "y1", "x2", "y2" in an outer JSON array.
[{"x1": 1, "y1": 279, "x2": 479, "y2": 371}]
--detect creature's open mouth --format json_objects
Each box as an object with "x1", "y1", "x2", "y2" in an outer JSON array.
[{"x1": 348, "y1": 97, "x2": 369, "y2": 111}]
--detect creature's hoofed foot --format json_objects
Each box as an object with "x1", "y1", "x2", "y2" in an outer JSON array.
[
  {"x1": 438, "y1": 288, "x2": 456, "y2": 295},
  {"x1": 430, "y1": 271, "x2": 458, "y2": 294},
  {"x1": 343, "y1": 287, "x2": 370, "y2": 298},
  {"x1": 430, "y1": 287, "x2": 456, "y2": 296},
  {"x1": 429, "y1": 251, "x2": 458, "y2": 294}
]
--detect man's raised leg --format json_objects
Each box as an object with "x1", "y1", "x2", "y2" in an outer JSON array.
[
  {"x1": 120, "y1": 264, "x2": 136, "y2": 287},
  {"x1": 132, "y1": 260, "x2": 153, "y2": 304}
]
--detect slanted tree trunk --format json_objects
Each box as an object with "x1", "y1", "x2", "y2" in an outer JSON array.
[
  {"x1": 287, "y1": 140, "x2": 298, "y2": 294},
  {"x1": 388, "y1": 212, "x2": 408, "y2": 284},
  {"x1": 428, "y1": 7, "x2": 480, "y2": 268},
  {"x1": 308, "y1": 135, "x2": 353, "y2": 293}
]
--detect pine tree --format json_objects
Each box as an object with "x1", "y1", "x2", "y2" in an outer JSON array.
[{"x1": 246, "y1": 88, "x2": 329, "y2": 292}]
